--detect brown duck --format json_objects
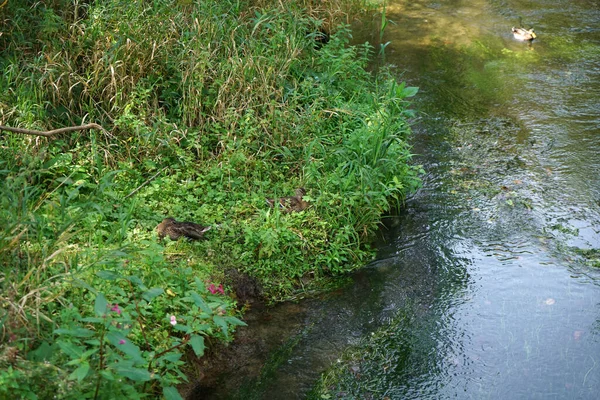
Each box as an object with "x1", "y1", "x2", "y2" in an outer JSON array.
[
  {"x1": 266, "y1": 188, "x2": 309, "y2": 213},
  {"x1": 156, "y1": 218, "x2": 211, "y2": 241}
]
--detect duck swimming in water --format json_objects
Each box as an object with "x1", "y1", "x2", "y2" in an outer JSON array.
[
  {"x1": 512, "y1": 27, "x2": 537, "y2": 41},
  {"x1": 156, "y1": 218, "x2": 211, "y2": 241}
]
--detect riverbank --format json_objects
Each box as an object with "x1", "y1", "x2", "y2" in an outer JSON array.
[{"x1": 0, "y1": 0, "x2": 420, "y2": 398}]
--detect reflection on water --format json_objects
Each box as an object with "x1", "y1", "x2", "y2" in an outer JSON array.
[
  {"x1": 202, "y1": 0, "x2": 600, "y2": 398},
  {"x1": 312, "y1": 0, "x2": 600, "y2": 398}
]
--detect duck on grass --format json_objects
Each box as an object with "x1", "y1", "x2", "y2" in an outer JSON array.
[
  {"x1": 266, "y1": 188, "x2": 309, "y2": 213},
  {"x1": 156, "y1": 217, "x2": 211, "y2": 241}
]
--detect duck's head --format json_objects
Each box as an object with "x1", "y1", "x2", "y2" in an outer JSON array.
[{"x1": 523, "y1": 28, "x2": 537, "y2": 39}]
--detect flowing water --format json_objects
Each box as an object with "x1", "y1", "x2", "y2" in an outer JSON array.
[{"x1": 197, "y1": 0, "x2": 600, "y2": 398}]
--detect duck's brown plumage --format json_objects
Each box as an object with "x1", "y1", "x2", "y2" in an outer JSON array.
[
  {"x1": 266, "y1": 188, "x2": 309, "y2": 213},
  {"x1": 156, "y1": 218, "x2": 211, "y2": 241}
]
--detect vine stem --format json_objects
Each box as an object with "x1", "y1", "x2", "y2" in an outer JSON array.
[
  {"x1": 129, "y1": 281, "x2": 150, "y2": 347},
  {"x1": 93, "y1": 322, "x2": 107, "y2": 400}
]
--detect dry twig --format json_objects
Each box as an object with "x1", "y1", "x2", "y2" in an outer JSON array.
[{"x1": 0, "y1": 123, "x2": 107, "y2": 137}]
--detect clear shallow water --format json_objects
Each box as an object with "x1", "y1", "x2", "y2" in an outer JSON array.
[{"x1": 198, "y1": 0, "x2": 600, "y2": 398}]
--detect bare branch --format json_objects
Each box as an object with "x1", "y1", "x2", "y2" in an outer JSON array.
[{"x1": 0, "y1": 123, "x2": 107, "y2": 137}]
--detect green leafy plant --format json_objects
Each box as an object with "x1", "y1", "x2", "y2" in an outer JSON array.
[{"x1": 1, "y1": 0, "x2": 419, "y2": 397}]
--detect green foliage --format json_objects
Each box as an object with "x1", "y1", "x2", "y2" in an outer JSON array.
[
  {"x1": 0, "y1": 0, "x2": 420, "y2": 397},
  {"x1": 45, "y1": 275, "x2": 242, "y2": 399}
]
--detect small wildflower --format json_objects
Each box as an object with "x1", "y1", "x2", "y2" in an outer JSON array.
[
  {"x1": 110, "y1": 304, "x2": 122, "y2": 315},
  {"x1": 170, "y1": 315, "x2": 177, "y2": 326},
  {"x1": 208, "y1": 283, "x2": 225, "y2": 295},
  {"x1": 119, "y1": 339, "x2": 126, "y2": 345}
]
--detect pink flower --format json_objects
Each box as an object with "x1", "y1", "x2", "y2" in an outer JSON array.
[
  {"x1": 170, "y1": 315, "x2": 177, "y2": 326},
  {"x1": 208, "y1": 283, "x2": 225, "y2": 295},
  {"x1": 110, "y1": 304, "x2": 122, "y2": 315},
  {"x1": 119, "y1": 339, "x2": 126, "y2": 345}
]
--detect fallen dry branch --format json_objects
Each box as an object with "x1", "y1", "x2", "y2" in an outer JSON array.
[{"x1": 0, "y1": 123, "x2": 107, "y2": 137}]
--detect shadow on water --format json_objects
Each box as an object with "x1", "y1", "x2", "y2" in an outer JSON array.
[{"x1": 189, "y1": 0, "x2": 600, "y2": 398}]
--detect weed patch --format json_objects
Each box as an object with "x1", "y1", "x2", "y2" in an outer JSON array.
[{"x1": 1, "y1": 0, "x2": 420, "y2": 397}]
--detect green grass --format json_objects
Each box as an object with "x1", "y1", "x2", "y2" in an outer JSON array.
[{"x1": 0, "y1": 0, "x2": 420, "y2": 398}]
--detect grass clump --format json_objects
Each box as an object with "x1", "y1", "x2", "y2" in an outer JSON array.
[{"x1": 0, "y1": 0, "x2": 420, "y2": 397}]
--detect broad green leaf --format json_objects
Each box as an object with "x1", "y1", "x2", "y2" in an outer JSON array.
[
  {"x1": 401, "y1": 86, "x2": 419, "y2": 98},
  {"x1": 94, "y1": 293, "x2": 109, "y2": 317},
  {"x1": 126, "y1": 275, "x2": 147, "y2": 290},
  {"x1": 80, "y1": 317, "x2": 105, "y2": 323},
  {"x1": 159, "y1": 353, "x2": 183, "y2": 363},
  {"x1": 54, "y1": 328, "x2": 95, "y2": 338},
  {"x1": 212, "y1": 315, "x2": 229, "y2": 339},
  {"x1": 142, "y1": 287, "x2": 164, "y2": 302},
  {"x1": 189, "y1": 334, "x2": 205, "y2": 357},
  {"x1": 96, "y1": 270, "x2": 120, "y2": 281},
  {"x1": 174, "y1": 324, "x2": 192, "y2": 334},
  {"x1": 403, "y1": 109, "x2": 417, "y2": 118},
  {"x1": 73, "y1": 328, "x2": 96, "y2": 337},
  {"x1": 28, "y1": 341, "x2": 55, "y2": 362},
  {"x1": 81, "y1": 348, "x2": 100, "y2": 359},
  {"x1": 224, "y1": 316, "x2": 247, "y2": 327},
  {"x1": 114, "y1": 366, "x2": 152, "y2": 382},
  {"x1": 106, "y1": 331, "x2": 143, "y2": 364},
  {"x1": 194, "y1": 277, "x2": 206, "y2": 292},
  {"x1": 163, "y1": 386, "x2": 184, "y2": 400},
  {"x1": 57, "y1": 340, "x2": 84, "y2": 359},
  {"x1": 69, "y1": 362, "x2": 90, "y2": 382},
  {"x1": 191, "y1": 323, "x2": 210, "y2": 333},
  {"x1": 99, "y1": 370, "x2": 115, "y2": 381},
  {"x1": 190, "y1": 291, "x2": 212, "y2": 314},
  {"x1": 84, "y1": 339, "x2": 101, "y2": 346},
  {"x1": 71, "y1": 277, "x2": 95, "y2": 291}
]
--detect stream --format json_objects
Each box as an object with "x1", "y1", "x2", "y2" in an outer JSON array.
[{"x1": 194, "y1": 0, "x2": 600, "y2": 398}]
